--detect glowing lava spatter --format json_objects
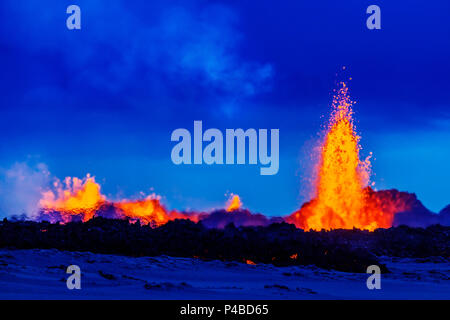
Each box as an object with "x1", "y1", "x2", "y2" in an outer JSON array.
[
  {"x1": 288, "y1": 82, "x2": 404, "y2": 231},
  {"x1": 309, "y1": 82, "x2": 371, "y2": 229},
  {"x1": 38, "y1": 82, "x2": 411, "y2": 230},
  {"x1": 226, "y1": 194, "x2": 242, "y2": 212}
]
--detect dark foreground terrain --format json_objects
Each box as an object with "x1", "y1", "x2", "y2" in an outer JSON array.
[{"x1": 0, "y1": 217, "x2": 449, "y2": 273}]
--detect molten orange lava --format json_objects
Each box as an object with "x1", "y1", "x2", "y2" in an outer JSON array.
[
  {"x1": 39, "y1": 175, "x2": 105, "y2": 222},
  {"x1": 226, "y1": 194, "x2": 242, "y2": 212},
  {"x1": 115, "y1": 196, "x2": 171, "y2": 226},
  {"x1": 116, "y1": 196, "x2": 192, "y2": 226},
  {"x1": 288, "y1": 82, "x2": 409, "y2": 231},
  {"x1": 39, "y1": 175, "x2": 194, "y2": 225}
]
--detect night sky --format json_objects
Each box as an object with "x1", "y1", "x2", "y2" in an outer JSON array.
[{"x1": 0, "y1": 0, "x2": 449, "y2": 217}]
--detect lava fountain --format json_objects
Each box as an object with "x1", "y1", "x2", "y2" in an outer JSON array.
[
  {"x1": 39, "y1": 175, "x2": 105, "y2": 223},
  {"x1": 287, "y1": 82, "x2": 407, "y2": 231},
  {"x1": 37, "y1": 176, "x2": 239, "y2": 226},
  {"x1": 226, "y1": 194, "x2": 242, "y2": 212}
]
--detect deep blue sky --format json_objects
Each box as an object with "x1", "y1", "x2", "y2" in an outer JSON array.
[{"x1": 0, "y1": 0, "x2": 449, "y2": 217}]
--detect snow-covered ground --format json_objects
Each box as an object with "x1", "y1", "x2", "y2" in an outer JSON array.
[{"x1": 0, "y1": 249, "x2": 448, "y2": 299}]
